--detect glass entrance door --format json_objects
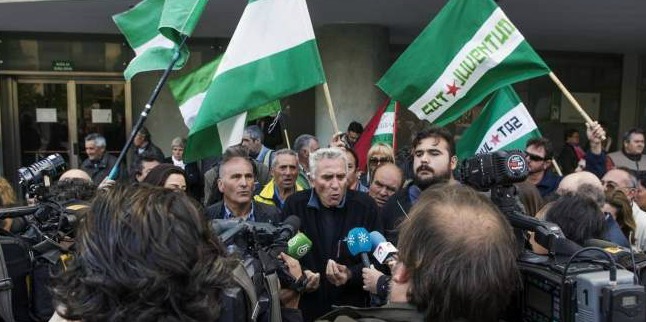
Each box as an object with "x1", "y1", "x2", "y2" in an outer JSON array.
[{"x1": 3, "y1": 77, "x2": 130, "y2": 188}]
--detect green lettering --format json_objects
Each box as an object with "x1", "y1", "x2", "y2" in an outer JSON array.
[
  {"x1": 498, "y1": 18, "x2": 516, "y2": 35},
  {"x1": 483, "y1": 34, "x2": 499, "y2": 50},
  {"x1": 422, "y1": 98, "x2": 443, "y2": 115},
  {"x1": 469, "y1": 48, "x2": 485, "y2": 64},
  {"x1": 492, "y1": 25, "x2": 509, "y2": 44}
]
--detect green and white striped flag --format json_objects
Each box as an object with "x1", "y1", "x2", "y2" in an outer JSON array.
[
  {"x1": 377, "y1": 0, "x2": 550, "y2": 126},
  {"x1": 169, "y1": 57, "x2": 281, "y2": 157},
  {"x1": 185, "y1": 0, "x2": 325, "y2": 161},
  {"x1": 456, "y1": 86, "x2": 541, "y2": 160},
  {"x1": 113, "y1": 0, "x2": 208, "y2": 80}
]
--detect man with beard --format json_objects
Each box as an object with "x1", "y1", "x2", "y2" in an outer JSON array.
[{"x1": 380, "y1": 127, "x2": 457, "y2": 244}]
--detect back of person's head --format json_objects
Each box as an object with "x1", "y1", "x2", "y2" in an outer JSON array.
[
  {"x1": 50, "y1": 184, "x2": 231, "y2": 321},
  {"x1": 526, "y1": 137, "x2": 554, "y2": 159},
  {"x1": 143, "y1": 164, "x2": 186, "y2": 188},
  {"x1": 515, "y1": 181, "x2": 544, "y2": 217},
  {"x1": 0, "y1": 176, "x2": 17, "y2": 208},
  {"x1": 397, "y1": 184, "x2": 518, "y2": 322},
  {"x1": 544, "y1": 193, "x2": 604, "y2": 245},
  {"x1": 411, "y1": 126, "x2": 455, "y2": 156},
  {"x1": 48, "y1": 178, "x2": 97, "y2": 203},
  {"x1": 347, "y1": 121, "x2": 363, "y2": 134}
]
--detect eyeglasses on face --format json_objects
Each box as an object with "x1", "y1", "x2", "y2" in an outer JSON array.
[
  {"x1": 524, "y1": 151, "x2": 546, "y2": 162},
  {"x1": 369, "y1": 157, "x2": 393, "y2": 164}
]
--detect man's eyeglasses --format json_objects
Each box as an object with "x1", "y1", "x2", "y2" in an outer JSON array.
[
  {"x1": 524, "y1": 151, "x2": 546, "y2": 162},
  {"x1": 369, "y1": 157, "x2": 393, "y2": 164}
]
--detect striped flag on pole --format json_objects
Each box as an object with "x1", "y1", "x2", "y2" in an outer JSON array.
[
  {"x1": 456, "y1": 86, "x2": 541, "y2": 160},
  {"x1": 377, "y1": 0, "x2": 550, "y2": 126},
  {"x1": 184, "y1": 0, "x2": 325, "y2": 161},
  {"x1": 113, "y1": 0, "x2": 208, "y2": 80}
]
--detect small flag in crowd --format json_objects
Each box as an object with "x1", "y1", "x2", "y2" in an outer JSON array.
[
  {"x1": 377, "y1": 0, "x2": 550, "y2": 126},
  {"x1": 113, "y1": 0, "x2": 208, "y2": 80},
  {"x1": 354, "y1": 99, "x2": 398, "y2": 171},
  {"x1": 169, "y1": 57, "x2": 281, "y2": 160},
  {"x1": 456, "y1": 86, "x2": 541, "y2": 160},
  {"x1": 185, "y1": 0, "x2": 325, "y2": 161}
]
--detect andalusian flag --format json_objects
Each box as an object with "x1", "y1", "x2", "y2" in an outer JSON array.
[
  {"x1": 185, "y1": 0, "x2": 325, "y2": 161},
  {"x1": 113, "y1": 0, "x2": 208, "y2": 80},
  {"x1": 354, "y1": 99, "x2": 398, "y2": 171},
  {"x1": 377, "y1": 0, "x2": 550, "y2": 126},
  {"x1": 456, "y1": 86, "x2": 541, "y2": 160},
  {"x1": 169, "y1": 57, "x2": 281, "y2": 158}
]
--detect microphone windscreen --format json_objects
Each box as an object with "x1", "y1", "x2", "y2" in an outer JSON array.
[
  {"x1": 210, "y1": 219, "x2": 240, "y2": 235},
  {"x1": 282, "y1": 215, "x2": 301, "y2": 232},
  {"x1": 369, "y1": 231, "x2": 387, "y2": 250},
  {"x1": 287, "y1": 232, "x2": 312, "y2": 259},
  {"x1": 347, "y1": 227, "x2": 372, "y2": 256}
]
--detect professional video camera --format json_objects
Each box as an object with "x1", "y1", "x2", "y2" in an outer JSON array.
[
  {"x1": 459, "y1": 151, "x2": 646, "y2": 322},
  {"x1": 211, "y1": 216, "x2": 308, "y2": 322},
  {"x1": 18, "y1": 153, "x2": 67, "y2": 198}
]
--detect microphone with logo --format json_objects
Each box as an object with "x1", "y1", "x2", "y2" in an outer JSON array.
[
  {"x1": 369, "y1": 231, "x2": 398, "y2": 266},
  {"x1": 287, "y1": 232, "x2": 313, "y2": 259},
  {"x1": 347, "y1": 227, "x2": 373, "y2": 268}
]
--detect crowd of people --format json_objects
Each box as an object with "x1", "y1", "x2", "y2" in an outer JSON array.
[{"x1": 3, "y1": 117, "x2": 646, "y2": 322}]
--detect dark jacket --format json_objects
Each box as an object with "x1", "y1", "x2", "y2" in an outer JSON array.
[
  {"x1": 204, "y1": 200, "x2": 282, "y2": 223},
  {"x1": 536, "y1": 170, "x2": 562, "y2": 198},
  {"x1": 316, "y1": 303, "x2": 425, "y2": 322},
  {"x1": 80, "y1": 152, "x2": 125, "y2": 184},
  {"x1": 164, "y1": 157, "x2": 203, "y2": 201},
  {"x1": 282, "y1": 189, "x2": 382, "y2": 321},
  {"x1": 380, "y1": 183, "x2": 414, "y2": 244}
]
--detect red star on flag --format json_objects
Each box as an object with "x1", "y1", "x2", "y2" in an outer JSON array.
[
  {"x1": 446, "y1": 81, "x2": 460, "y2": 97},
  {"x1": 490, "y1": 134, "x2": 500, "y2": 145}
]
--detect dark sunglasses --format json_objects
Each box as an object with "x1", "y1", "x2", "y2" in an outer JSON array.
[
  {"x1": 369, "y1": 157, "x2": 393, "y2": 164},
  {"x1": 524, "y1": 151, "x2": 546, "y2": 162}
]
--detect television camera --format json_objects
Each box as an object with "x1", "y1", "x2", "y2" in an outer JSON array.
[{"x1": 459, "y1": 150, "x2": 646, "y2": 322}]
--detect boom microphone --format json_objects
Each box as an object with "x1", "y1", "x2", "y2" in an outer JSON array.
[
  {"x1": 347, "y1": 227, "x2": 372, "y2": 268},
  {"x1": 369, "y1": 231, "x2": 398, "y2": 265}
]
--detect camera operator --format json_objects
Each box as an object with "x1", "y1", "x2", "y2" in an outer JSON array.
[
  {"x1": 49, "y1": 184, "x2": 233, "y2": 321},
  {"x1": 318, "y1": 184, "x2": 519, "y2": 322}
]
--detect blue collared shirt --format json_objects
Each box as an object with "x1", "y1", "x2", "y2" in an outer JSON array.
[
  {"x1": 307, "y1": 189, "x2": 347, "y2": 210},
  {"x1": 223, "y1": 202, "x2": 256, "y2": 222},
  {"x1": 408, "y1": 184, "x2": 422, "y2": 205}
]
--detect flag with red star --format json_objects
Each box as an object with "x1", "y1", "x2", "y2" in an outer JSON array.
[
  {"x1": 377, "y1": 0, "x2": 550, "y2": 126},
  {"x1": 456, "y1": 86, "x2": 541, "y2": 160}
]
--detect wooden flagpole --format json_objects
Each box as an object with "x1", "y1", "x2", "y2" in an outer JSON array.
[
  {"x1": 322, "y1": 83, "x2": 340, "y2": 134},
  {"x1": 549, "y1": 72, "x2": 604, "y2": 140}
]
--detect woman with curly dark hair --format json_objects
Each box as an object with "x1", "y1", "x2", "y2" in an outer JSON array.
[{"x1": 49, "y1": 184, "x2": 232, "y2": 322}]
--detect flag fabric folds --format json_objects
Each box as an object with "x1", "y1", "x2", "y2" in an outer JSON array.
[
  {"x1": 184, "y1": 0, "x2": 325, "y2": 161},
  {"x1": 377, "y1": 0, "x2": 550, "y2": 126},
  {"x1": 113, "y1": 0, "x2": 208, "y2": 80},
  {"x1": 456, "y1": 86, "x2": 541, "y2": 161},
  {"x1": 169, "y1": 57, "x2": 281, "y2": 160},
  {"x1": 354, "y1": 99, "x2": 398, "y2": 171}
]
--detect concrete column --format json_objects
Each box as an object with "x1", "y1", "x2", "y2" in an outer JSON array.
[
  {"x1": 618, "y1": 53, "x2": 639, "y2": 137},
  {"x1": 314, "y1": 24, "x2": 390, "y2": 145}
]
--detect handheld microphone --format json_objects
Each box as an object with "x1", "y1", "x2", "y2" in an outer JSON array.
[
  {"x1": 369, "y1": 231, "x2": 398, "y2": 265},
  {"x1": 287, "y1": 232, "x2": 312, "y2": 259},
  {"x1": 279, "y1": 215, "x2": 301, "y2": 240},
  {"x1": 347, "y1": 227, "x2": 372, "y2": 267}
]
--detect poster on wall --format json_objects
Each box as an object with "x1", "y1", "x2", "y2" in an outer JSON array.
[
  {"x1": 560, "y1": 93, "x2": 600, "y2": 123},
  {"x1": 92, "y1": 109, "x2": 112, "y2": 124},
  {"x1": 36, "y1": 108, "x2": 57, "y2": 123}
]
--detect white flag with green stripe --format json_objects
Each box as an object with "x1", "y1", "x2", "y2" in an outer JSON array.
[
  {"x1": 113, "y1": 0, "x2": 208, "y2": 80},
  {"x1": 456, "y1": 86, "x2": 541, "y2": 160},
  {"x1": 377, "y1": 0, "x2": 550, "y2": 126},
  {"x1": 185, "y1": 0, "x2": 325, "y2": 161},
  {"x1": 169, "y1": 57, "x2": 282, "y2": 157}
]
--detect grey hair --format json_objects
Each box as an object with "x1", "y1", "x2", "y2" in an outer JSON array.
[
  {"x1": 171, "y1": 137, "x2": 186, "y2": 149},
  {"x1": 85, "y1": 133, "x2": 106, "y2": 148},
  {"x1": 309, "y1": 148, "x2": 348, "y2": 179},
  {"x1": 271, "y1": 149, "x2": 298, "y2": 169},
  {"x1": 244, "y1": 125, "x2": 263, "y2": 141},
  {"x1": 293, "y1": 134, "x2": 317, "y2": 154}
]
